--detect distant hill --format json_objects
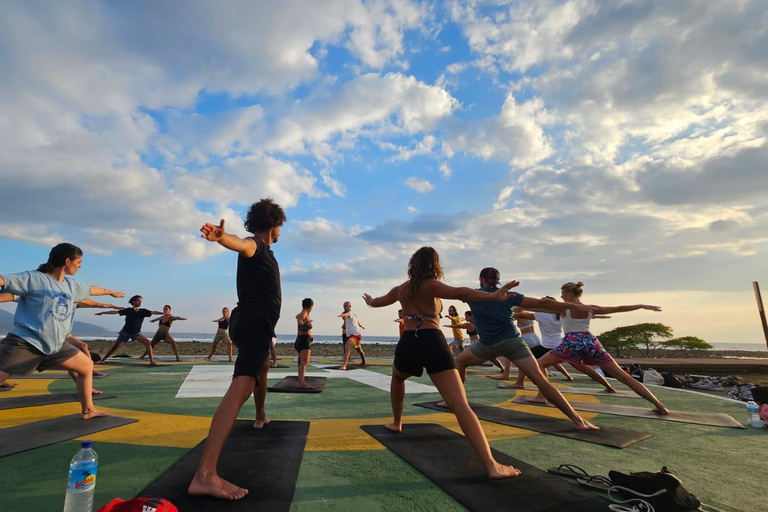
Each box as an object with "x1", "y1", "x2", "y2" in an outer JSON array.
[{"x1": 0, "y1": 309, "x2": 108, "y2": 333}]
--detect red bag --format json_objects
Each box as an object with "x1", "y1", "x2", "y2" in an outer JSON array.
[{"x1": 97, "y1": 498, "x2": 177, "y2": 512}]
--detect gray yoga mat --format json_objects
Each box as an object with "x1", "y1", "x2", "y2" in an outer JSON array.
[
  {"x1": 497, "y1": 382, "x2": 641, "y2": 398},
  {"x1": 138, "y1": 420, "x2": 309, "y2": 511},
  {"x1": 10, "y1": 373, "x2": 70, "y2": 379},
  {"x1": 0, "y1": 414, "x2": 138, "y2": 457},
  {"x1": 361, "y1": 423, "x2": 610, "y2": 511},
  {"x1": 511, "y1": 396, "x2": 745, "y2": 429},
  {"x1": 415, "y1": 401, "x2": 652, "y2": 448},
  {"x1": 268, "y1": 376, "x2": 326, "y2": 393},
  {"x1": 0, "y1": 393, "x2": 116, "y2": 411}
]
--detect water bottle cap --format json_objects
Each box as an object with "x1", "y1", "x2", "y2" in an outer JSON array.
[{"x1": 81, "y1": 440, "x2": 92, "y2": 449}]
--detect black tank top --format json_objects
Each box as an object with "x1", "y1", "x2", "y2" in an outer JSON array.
[
  {"x1": 236, "y1": 237, "x2": 282, "y2": 320},
  {"x1": 218, "y1": 319, "x2": 229, "y2": 330}
]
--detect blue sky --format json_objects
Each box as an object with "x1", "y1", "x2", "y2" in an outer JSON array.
[{"x1": 1, "y1": 1, "x2": 767, "y2": 344}]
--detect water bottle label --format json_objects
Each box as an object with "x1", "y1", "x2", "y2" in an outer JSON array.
[{"x1": 67, "y1": 462, "x2": 97, "y2": 493}]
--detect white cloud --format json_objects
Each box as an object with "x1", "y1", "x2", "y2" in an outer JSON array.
[
  {"x1": 438, "y1": 162, "x2": 452, "y2": 179},
  {"x1": 407, "y1": 206, "x2": 418, "y2": 213},
  {"x1": 404, "y1": 177, "x2": 435, "y2": 193}
]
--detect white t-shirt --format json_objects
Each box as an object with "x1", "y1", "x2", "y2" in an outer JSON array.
[
  {"x1": 344, "y1": 312, "x2": 362, "y2": 337},
  {"x1": 534, "y1": 312, "x2": 563, "y2": 349}
]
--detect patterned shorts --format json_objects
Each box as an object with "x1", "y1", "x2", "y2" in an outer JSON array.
[{"x1": 550, "y1": 331, "x2": 613, "y2": 366}]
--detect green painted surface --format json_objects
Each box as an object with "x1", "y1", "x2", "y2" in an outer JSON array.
[{"x1": 3, "y1": 363, "x2": 765, "y2": 511}]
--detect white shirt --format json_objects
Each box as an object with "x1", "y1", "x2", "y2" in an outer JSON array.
[
  {"x1": 344, "y1": 311, "x2": 362, "y2": 337},
  {"x1": 534, "y1": 312, "x2": 563, "y2": 349}
]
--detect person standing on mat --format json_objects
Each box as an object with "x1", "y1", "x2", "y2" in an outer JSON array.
[
  {"x1": 188, "y1": 198, "x2": 286, "y2": 501},
  {"x1": 394, "y1": 309, "x2": 405, "y2": 338},
  {"x1": 338, "y1": 301, "x2": 366, "y2": 370},
  {"x1": 96, "y1": 296, "x2": 163, "y2": 365},
  {"x1": 139, "y1": 305, "x2": 186, "y2": 362},
  {"x1": 525, "y1": 281, "x2": 669, "y2": 414},
  {"x1": 0, "y1": 243, "x2": 123, "y2": 419},
  {"x1": 444, "y1": 305, "x2": 465, "y2": 356},
  {"x1": 295, "y1": 298, "x2": 314, "y2": 389},
  {"x1": 362, "y1": 246, "x2": 525, "y2": 479},
  {"x1": 204, "y1": 307, "x2": 233, "y2": 362},
  {"x1": 443, "y1": 310, "x2": 505, "y2": 371},
  {"x1": 269, "y1": 336, "x2": 279, "y2": 368},
  {"x1": 436, "y1": 267, "x2": 601, "y2": 432}
]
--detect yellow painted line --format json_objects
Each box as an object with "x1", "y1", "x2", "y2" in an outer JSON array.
[{"x1": 83, "y1": 407, "x2": 210, "y2": 448}]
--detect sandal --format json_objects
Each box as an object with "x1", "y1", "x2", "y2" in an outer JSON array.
[
  {"x1": 547, "y1": 464, "x2": 591, "y2": 479},
  {"x1": 577, "y1": 475, "x2": 614, "y2": 492}
]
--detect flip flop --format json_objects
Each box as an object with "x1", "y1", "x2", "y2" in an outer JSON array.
[
  {"x1": 547, "y1": 464, "x2": 591, "y2": 479},
  {"x1": 577, "y1": 475, "x2": 614, "y2": 492}
]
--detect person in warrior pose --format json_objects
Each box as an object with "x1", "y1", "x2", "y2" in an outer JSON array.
[
  {"x1": 96, "y1": 296, "x2": 163, "y2": 365},
  {"x1": 435, "y1": 267, "x2": 601, "y2": 432},
  {"x1": 294, "y1": 298, "x2": 314, "y2": 389},
  {"x1": 204, "y1": 307, "x2": 233, "y2": 362},
  {"x1": 139, "y1": 305, "x2": 186, "y2": 362},
  {"x1": 338, "y1": 301, "x2": 367, "y2": 370},
  {"x1": 394, "y1": 309, "x2": 405, "y2": 338},
  {"x1": 188, "y1": 198, "x2": 286, "y2": 500},
  {"x1": 444, "y1": 310, "x2": 505, "y2": 371},
  {"x1": 0, "y1": 243, "x2": 123, "y2": 418},
  {"x1": 525, "y1": 281, "x2": 669, "y2": 414},
  {"x1": 363, "y1": 247, "x2": 526, "y2": 479},
  {"x1": 445, "y1": 305, "x2": 465, "y2": 356}
]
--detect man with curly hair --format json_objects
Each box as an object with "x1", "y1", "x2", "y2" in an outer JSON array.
[{"x1": 189, "y1": 198, "x2": 286, "y2": 501}]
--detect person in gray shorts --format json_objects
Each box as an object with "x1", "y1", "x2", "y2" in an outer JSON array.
[
  {"x1": 438, "y1": 267, "x2": 601, "y2": 431},
  {"x1": 0, "y1": 243, "x2": 123, "y2": 419}
]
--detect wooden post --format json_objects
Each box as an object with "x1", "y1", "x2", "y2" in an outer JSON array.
[{"x1": 753, "y1": 282, "x2": 768, "y2": 349}]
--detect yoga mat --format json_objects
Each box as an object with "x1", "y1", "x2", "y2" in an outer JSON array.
[
  {"x1": 325, "y1": 364, "x2": 368, "y2": 370},
  {"x1": 511, "y1": 397, "x2": 746, "y2": 429},
  {"x1": 0, "y1": 415, "x2": 138, "y2": 457},
  {"x1": 268, "y1": 376, "x2": 326, "y2": 393},
  {"x1": 10, "y1": 373, "x2": 70, "y2": 379},
  {"x1": 99, "y1": 361, "x2": 171, "y2": 367},
  {"x1": 0, "y1": 393, "x2": 116, "y2": 411},
  {"x1": 138, "y1": 420, "x2": 309, "y2": 511},
  {"x1": 361, "y1": 423, "x2": 610, "y2": 511},
  {"x1": 0, "y1": 386, "x2": 12, "y2": 392},
  {"x1": 497, "y1": 382, "x2": 640, "y2": 398},
  {"x1": 415, "y1": 401, "x2": 651, "y2": 448}
]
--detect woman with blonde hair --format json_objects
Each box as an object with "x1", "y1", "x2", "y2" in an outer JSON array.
[
  {"x1": 205, "y1": 307, "x2": 233, "y2": 362},
  {"x1": 525, "y1": 281, "x2": 668, "y2": 414},
  {"x1": 363, "y1": 247, "x2": 522, "y2": 479}
]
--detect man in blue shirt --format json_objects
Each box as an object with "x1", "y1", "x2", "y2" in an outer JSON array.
[{"x1": 442, "y1": 267, "x2": 601, "y2": 431}]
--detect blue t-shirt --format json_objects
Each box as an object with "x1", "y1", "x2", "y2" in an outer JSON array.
[
  {"x1": 1, "y1": 271, "x2": 91, "y2": 355},
  {"x1": 465, "y1": 287, "x2": 525, "y2": 345}
]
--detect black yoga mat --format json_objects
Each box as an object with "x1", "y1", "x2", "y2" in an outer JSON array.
[
  {"x1": 497, "y1": 381, "x2": 641, "y2": 398},
  {"x1": 11, "y1": 373, "x2": 70, "y2": 379},
  {"x1": 0, "y1": 393, "x2": 116, "y2": 411},
  {"x1": 0, "y1": 414, "x2": 138, "y2": 457},
  {"x1": 138, "y1": 420, "x2": 309, "y2": 511},
  {"x1": 361, "y1": 423, "x2": 610, "y2": 512},
  {"x1": 268, "y1": 376, "x2": 326, "y2": 393},
  {"x1": 511, "y1": 396, "x2": 746, "y2": 429},
  {"x1": 0, "y1": 386, "x2": 12, "y2": 392},
  {"x1": 415, "y1": 401, "x2": 652, "y2": 448}
]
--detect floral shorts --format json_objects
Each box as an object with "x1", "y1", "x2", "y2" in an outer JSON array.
[{"x1": 550, "y1": 331, "x2": 613, "y2": 366}]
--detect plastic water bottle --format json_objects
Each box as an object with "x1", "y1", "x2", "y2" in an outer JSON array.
[
  {"x1": 746, "y1": 401, "x2": 763, "y2": 428},
  {"x1": 63, "y1": 440, "x2": 98, "y2": 512}
]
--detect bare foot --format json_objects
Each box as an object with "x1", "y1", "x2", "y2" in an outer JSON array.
[
  {"x1": 92, "y1": 370, "x2": 106, "y2": 377},
  {"x1": 574, "y1": 418, "x2": 600, "y2": 431},
  {"x1": 204, "y1": 356, "x2": 212, "y2": 361},
  {"x1": 523, "y1": 396, "x2": 547, "y2": 405},
  {"x1": 509, "y1": 383, "x2": 526, "y2": 389},
  {"x1": 188, "y1": 475, "x2": 249, "y2": 500},
  {"x1": 338, "y1": 366, "x2": 348, "y2": 371},
  {"x1": 269, "y1": 362, "x2": 278, "y2": 368},
  {"x1": 436, "y1": 400, "x2": 449, "y2": 408},
  {"x1": 81, "y1": 408, "x2": 108, "y2": 420},
  {"x1": 149, "y1": 361, "x2": 159, "y2": 366},
  {"x1": 652, "y1": 405, "x2": 670, "y2": 415},
  {"x1": 298, "y1": 383, "x2": 315, "y2": 389},
  {"x1": 95, "y1": 359, "x2": 106, "y2": 365},
  {"x1": 384, "y1": 422, "x2": 402, "y2": 433},
  {"x1": 0, "y1": 382, "x2": 18, "y2": 389},
  {"x1": 604, "y1": 387, "x2": 618, "y2": 393},
  {"x1": 138, "y1": 354, "x2": 146, "y2": 359},
  {"x1": 488, "y1": 463, "x2": 521, "y2": 479},
  {"x1": 253, "y1": 417, "x2": 270, "y2": 429},
  {"x1": 228, "y1": 358, "x2": 233, "y2": 362},
  {"x1": 92, "y1": 388, "x2": 103, "y2": 395}
]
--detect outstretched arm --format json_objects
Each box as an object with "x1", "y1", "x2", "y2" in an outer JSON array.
[
  {"x1": 173, "y1": 316, "x2": 187, "y2": 321},
  {"x1": 76, "y1": 299, "x2": 120, "y2": 309},
  {"x1": 150, "y1": 310, "x2": 164, "y2": 315},
  {"x1": 0, "y1": 292, "x2": 18, "y2": 303},
  {"x1": 519, "y1": 297, "x2": 598, "y2": 313},
  {"x1": 426, "y1": 280, "x2": 520, "y2": 302},
  {"x1": 592, "y1": 304, "x2": 661, "y2": 315},
  {"x1": 150, "y1": 317, "x2": 160, "y2": 323},
  {"x1": 200, "y1": 219, "x2": 257, "y2": 257},
  {"x1": 364, "y1": 285, "x2": 402, "y2": 308},
  {"x1": 96, "y1": 310, "x2": 121, "y2": 316},
  {"x1": 89, "y1": 285, "x2": 124, "y2": 299}
]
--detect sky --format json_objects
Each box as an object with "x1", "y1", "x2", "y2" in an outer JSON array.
[{"x1": 1, "y1": 0, "x2": 767, "y2": 344}]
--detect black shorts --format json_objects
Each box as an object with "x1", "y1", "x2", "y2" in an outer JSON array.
[
  {"x1": 342, "y1": 334, "x2": 348, "y2": 345},
  {"x1": 151, "y1": 331, "x2": 168, "y2": 343},
  {"x1": 229, "y1": 304, "x2": 277, "y2": 382},
  {"x1": 531, "y1": 345, "x2": 550, "y2": 359},
  {"x1": 294, "y1": 334, "x2": 312, "y2": 353},
  {"x1": 393, "y1": 329, "x2": 456, "y2": 378}
]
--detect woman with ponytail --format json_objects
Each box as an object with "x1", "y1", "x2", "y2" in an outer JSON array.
[
  {"x1": 525, "y1": 281, "x2": 669, "y2": 414},
  {"x1": 0, "y1": 243, "x2": 124, "y2": 419}
]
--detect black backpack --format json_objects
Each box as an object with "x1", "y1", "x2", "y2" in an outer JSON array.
[
  {"x1": 608, "y1": 466, "x2": 700, "y2": 511},
  {"x1": 662, "y1": 372, "x2": 685, "y2": 388}
]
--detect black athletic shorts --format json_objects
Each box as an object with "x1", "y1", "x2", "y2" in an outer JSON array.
[
  {"x1": 229, "y1": 304, "x2": 277, "y2": 382},
  {"x1": 294, "y1": 334, "x2": 312, "y2": 353},
  {"x1": 531, "y1": 345, "x2": 550, "y2": 359},
  {"x1": 394, "y1": 329, "x2": 456, "y2": 377}
]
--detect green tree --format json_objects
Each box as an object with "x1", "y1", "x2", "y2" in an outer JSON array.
[
  {"x1": 598, "y1": 323, "x2": 674, "y2": 358},
  {"x1": 664, "y1": 336, "x2": 713, "y2": 353}
]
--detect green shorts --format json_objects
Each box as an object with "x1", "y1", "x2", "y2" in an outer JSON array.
[
  {"x1": 213, "y1": 332, "x2": 229, "y2": 344},
  {"x1": 469, "y1": 336, "x2": 533, "y2": 362}
]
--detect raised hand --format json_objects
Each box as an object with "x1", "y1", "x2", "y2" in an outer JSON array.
[
  {"x1": 496, "y1": 280, "x2": 521, "y2": 299},
  {"x1": 201, "y1": 219, "x2": 226, "y2": 242},
  {"x1": 362, "y1": 293, "x2": 373, "y2": 306},
  {"x1": 644, "y1": 305, "x2": 662, "y2": 312},
  {"x1": 110, "y1": 291, "x2": 125, "y2": 298}
]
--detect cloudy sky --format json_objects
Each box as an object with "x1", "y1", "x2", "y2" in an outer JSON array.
[{"x1": 1, "y1": 0, "x2": 767, "y2": 344}]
